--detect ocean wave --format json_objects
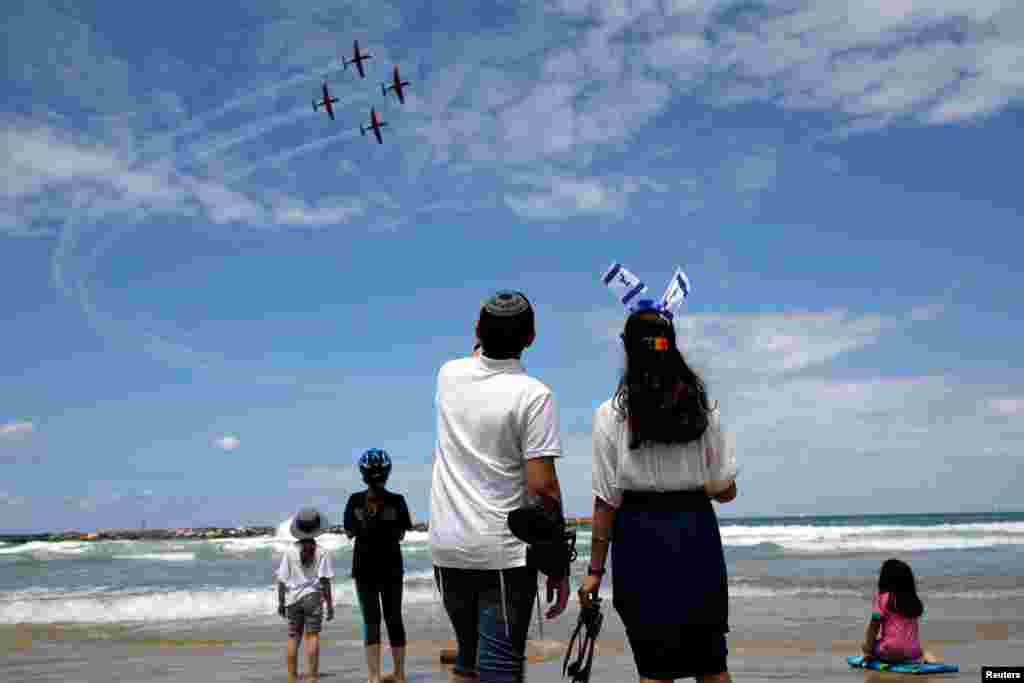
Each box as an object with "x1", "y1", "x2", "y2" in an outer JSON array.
[
  {"x1": 0, "y1": 580, "x2": 449, "y2": 625},
  {"x1": 3, "y1": 575, "x2": 1022, "y2": 625},
  {"x1": 3, "y1": 520, "x2": 1022, "y2": 564},
  {"x1": 0, "y1": 541, "x2": 96, "y2": 558},
  {"x1": 112, "y1": 552, "x2": 196, "y2": 562},
  {"x1": 718, "y1": 521, "x2": 1024, "y2": 554}
]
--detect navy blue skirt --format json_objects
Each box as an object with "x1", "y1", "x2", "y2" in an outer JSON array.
[{"x1": 612, "y1": 490, "x2": 729, "y2": 678}]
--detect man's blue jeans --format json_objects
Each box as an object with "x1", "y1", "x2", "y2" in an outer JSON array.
[{"x1": 434, "y1": 565, "x2": 538, "y2": 683}]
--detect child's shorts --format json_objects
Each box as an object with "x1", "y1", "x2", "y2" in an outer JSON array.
[{"x1": 287, "y1": 592, "x2": 324, "y2": 638}]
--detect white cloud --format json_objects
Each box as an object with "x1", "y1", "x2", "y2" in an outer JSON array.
[
  {"x1": 713, "y1": 372, "x2": 1024, "y2": 514},
  {"x1": 538, "y1": 0, "x2": 1024, "y2": 134},
  {"x1": 273, "y1": 199, "x2": 366, "y2": 227},
  {"x1": 188, "y1": 181, "x2": 265, "y2": 224},
  {"x1": 589, "y1": 307, "x2": 895, "y2": 378},
  {"x1": 0, "y1": 422, "x2": 34, "y2": 440},
  {"x1": 505, "y1": 174, "x2": 657, "y2": 220},
  {"x1": 215, "y1": 435, "x2": 241, "y2": 451},
  {"x1": 706, "y1": 0, "x2": 1024, "y2": 129},
  {"x1": 989, "y1": 398, "x2": 1024, "y2": 417}
]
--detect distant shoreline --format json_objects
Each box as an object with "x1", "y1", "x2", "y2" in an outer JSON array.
[
  {"x1": 4, "y1": 509, "x2": 1021, "y2": 543},
  {"x1": 0, "y1": 517, "x2": 597, "y2": 545}
]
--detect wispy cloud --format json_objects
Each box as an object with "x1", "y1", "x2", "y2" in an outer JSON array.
[
  {"x1": 588, "y1": 307, "x2": 900, "y2": 378},
  {"x1": 214, "y1": 435, "x2": 241, "y2": 451},
  {"x1": 705, "y1": 1, "x2": 1023, "y2": 129},
  {"x1": 0, "y1": 118, "x2": 380, "y2": 378},
  {"x1": 504, "y1": 174, "x2": 658, "y2": 220},
  {"x1": 223, "y1": 129, "x2": 361, "y2": 182}
]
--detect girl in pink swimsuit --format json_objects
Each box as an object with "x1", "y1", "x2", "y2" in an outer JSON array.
[{"x1": 861, "y1": 559, "x2": 937, "y2": 663}]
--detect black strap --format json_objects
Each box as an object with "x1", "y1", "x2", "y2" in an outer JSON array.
[{"x1": 562, "y1": 598, "x2": 603, "y2": 682}]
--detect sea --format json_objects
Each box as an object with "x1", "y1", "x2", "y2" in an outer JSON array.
[{"x1": 2, "y1": 512, "x2": 1023, "y2": 627}]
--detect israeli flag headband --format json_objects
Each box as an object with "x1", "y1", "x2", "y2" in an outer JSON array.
[{"x1": 600, "y1": 262, "x2": 691, "y2": 320}]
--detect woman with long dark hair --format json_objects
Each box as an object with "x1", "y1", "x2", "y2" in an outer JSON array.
[{"x1": 579, "y1": 302, "x2": 738, "y2": 683}]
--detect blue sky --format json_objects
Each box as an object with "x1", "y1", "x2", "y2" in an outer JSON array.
[{"x1": 2, "y1": 0, "x2": 1023, "y2": 532}]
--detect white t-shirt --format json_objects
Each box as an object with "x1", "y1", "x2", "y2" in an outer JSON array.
[
  {"x1": 430, "y1": 355, "x2": 562, "y2": 569},
  {"x1": 275, "y1": 544, "x2": 335, "y2": 605},
  {"x1": 592, "y1": 397, "x2": 737, "y2": 508}
]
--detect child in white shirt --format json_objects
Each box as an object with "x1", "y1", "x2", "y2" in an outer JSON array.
[{"x1": 276, "y1": 507, "x2": 335, "y2": 678}]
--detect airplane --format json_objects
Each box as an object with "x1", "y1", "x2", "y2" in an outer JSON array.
[
  {"x1": 382, "y1": 65, "x2": 409, "y2": 104},
  {"x1": 343, "y1": 39, "x2": 372, "y2": 78},
  {"x1": 360, "y1": 107, "x2": 387, "y2": 144},
  {"x1": 312, "y1": 83, "x2": 339, "y2": 120}
]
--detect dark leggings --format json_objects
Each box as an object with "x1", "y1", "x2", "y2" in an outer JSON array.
[{"x1": 355, "y1": 575, "x2": 406, "y2": 646}]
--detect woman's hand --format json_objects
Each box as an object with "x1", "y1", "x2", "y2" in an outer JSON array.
[
  {"x1": 578, "y1": 574, "x2": 602, "y2": 610},
  {"x1": 861, "y1": 641, "x2": 873, "y2": 656}
]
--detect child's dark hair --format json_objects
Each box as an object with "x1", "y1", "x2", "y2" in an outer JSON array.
[
  {"x1": 878, "y1": 558, "x2": 924, "y2": 619},
  {"x1": 614, "y1": 309, "x2": 710, "y2": 449}
]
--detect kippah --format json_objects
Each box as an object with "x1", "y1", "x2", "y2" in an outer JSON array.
[{"x1": 483, "y1": 290, "x2": 531, "y2": 317}]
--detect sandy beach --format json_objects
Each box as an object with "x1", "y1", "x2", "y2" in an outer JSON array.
[{"x1": 4, "y1": 589, "x2": 1022, "y2": 682}]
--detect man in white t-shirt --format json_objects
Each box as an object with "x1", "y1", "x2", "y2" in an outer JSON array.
[{"x1": 430, "y1": 290, "x2": 570, "y2": 683}]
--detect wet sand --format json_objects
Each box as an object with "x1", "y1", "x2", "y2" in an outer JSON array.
[{"x1": 4, "y1": 593, "x2": 1022, "y2": 681}]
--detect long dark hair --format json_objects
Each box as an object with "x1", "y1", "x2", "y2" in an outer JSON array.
[
  {"x1": 878, "y1": 559, "x2": 924, "y2": 619},
  {"x1": 613, "y1": 309, "x2": 710, "y2": 449}
]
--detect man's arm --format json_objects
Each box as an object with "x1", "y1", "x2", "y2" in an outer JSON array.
[
  {"x1": 525, "y1": 456, "x2": 571, "y2": 619},
  {"x1": 526, "y1": 456, "x2": 563, "y2": 515}
]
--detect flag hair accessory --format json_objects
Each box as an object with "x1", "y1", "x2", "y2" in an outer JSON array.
[{"x1": 600, "y1": 262, "x2": 691, "y2": 321}]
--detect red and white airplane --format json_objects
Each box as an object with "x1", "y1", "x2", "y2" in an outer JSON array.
[
  {"x1": 382, "y1": 65, "x2": 409, "y2": 104},
  {"x1": 312, "y1": 83, "x2": 339, "y2": 120},
  {"x1": 343, "y1": 40, "x2": 372, "y2": 78},
  {"x1": 360, "y1": 107, "x2": 387, "y2": 144}
]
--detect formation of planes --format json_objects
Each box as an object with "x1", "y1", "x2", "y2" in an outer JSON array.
[{"x1": 313, "y1": 40, "x2": 408, "y2": 145}]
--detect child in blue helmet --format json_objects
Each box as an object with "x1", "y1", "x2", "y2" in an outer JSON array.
[{"x1": 344, "y1": 449, "x2": 414, "y2": 683}]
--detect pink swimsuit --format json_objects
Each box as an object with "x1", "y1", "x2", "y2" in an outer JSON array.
[{"x1": 872, "y1": 592, "x2": 923, "y2": 661}]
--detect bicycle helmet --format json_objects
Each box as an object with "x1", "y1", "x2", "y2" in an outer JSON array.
[{"x1": 358, "y1": 448, "x2": 392, "y2": 485}]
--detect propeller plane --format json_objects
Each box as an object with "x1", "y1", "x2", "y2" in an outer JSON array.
[
  {"x1": 360, "y1": 107, "x2": 387, "y2": 144},
  {"x1": 312, "y1": 83, "x2": 339, "y2": 120},
  {"x1": 343, "y1": 40, "x2": 372, "y2": 78},
  {"x1": 382, "y1": 65, "x2": 409, "y2": 104}
]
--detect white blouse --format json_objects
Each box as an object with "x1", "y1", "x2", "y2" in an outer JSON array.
[{"x1": 592, "y1": 397, "x2": 737, "y2": 508}]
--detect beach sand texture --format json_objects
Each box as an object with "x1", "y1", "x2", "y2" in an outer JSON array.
[{"x1": 4, "y1": 592, "x2": 1021, "y2": 682}]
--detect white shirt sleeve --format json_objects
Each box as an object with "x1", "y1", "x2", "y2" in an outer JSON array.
[
  {"x1": 592, "y1": 403, "x2": 623, "y2": 508},
  {"x1": 275, "y1": 553, "x2": 290, "y2": 584},
  {"x1": 318, "y1": 550, "x2": 335, "y2": 579},
  {"x1": 703, "y1": 407, "x2": 738, "y2": 492},
  {"x1": 522, "y1": 389, "x2": 562, "y2": 459}
]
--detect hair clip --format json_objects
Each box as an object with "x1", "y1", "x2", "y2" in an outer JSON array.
[{"x1": 601, "y1": 262, "x2": 692, "y2": 320}]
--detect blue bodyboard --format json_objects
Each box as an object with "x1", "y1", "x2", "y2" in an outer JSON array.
[{"x1": 847, "y1": 655, "x2": 958, "y2": 673}]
